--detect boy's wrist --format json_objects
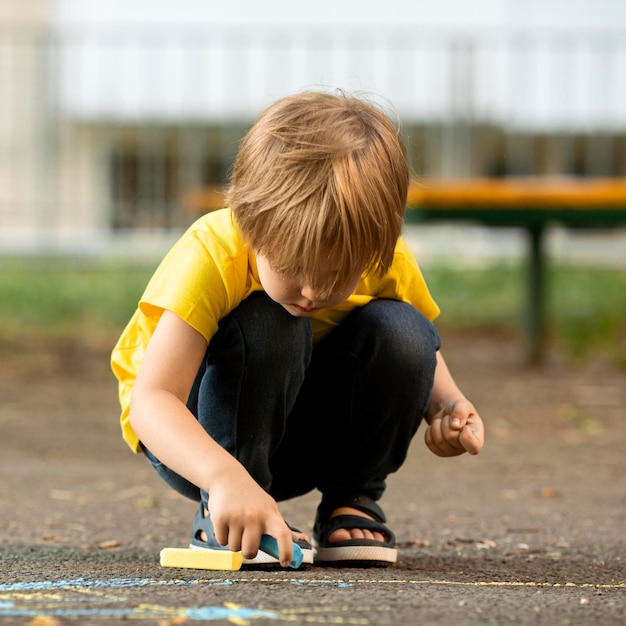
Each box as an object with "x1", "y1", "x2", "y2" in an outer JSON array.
[{"x1": 200, "y1": 452, "x2": 250, "y2": 497}]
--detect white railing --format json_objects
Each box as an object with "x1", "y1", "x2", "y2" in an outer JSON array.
[{"x1": 1, "y1": 25, "x2": 625, "y2": 250}]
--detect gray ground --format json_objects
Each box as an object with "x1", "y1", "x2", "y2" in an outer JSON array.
[{"x1": 1, "y1": 328, "x2": 624, "y2": 625}]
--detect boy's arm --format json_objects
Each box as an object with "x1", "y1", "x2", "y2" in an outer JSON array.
[
  {"x1": 423, "y1": 351, "x2": 485, "y2": 457},
  {"x1": 129, "y1": 310, "x2": 295, "y2": 567}
]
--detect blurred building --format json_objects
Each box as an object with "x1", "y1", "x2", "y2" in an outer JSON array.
[{"x1": 1, "y1": 0, "x2": 625, "y2": 251}]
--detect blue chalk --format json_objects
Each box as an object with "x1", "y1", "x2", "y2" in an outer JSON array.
[{"x1": 259, "y1": 534, "x2": 303, "y2": 569}]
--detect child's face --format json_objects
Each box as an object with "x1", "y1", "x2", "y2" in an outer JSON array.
[{"x1": 256, "y1": 254, "x2": 361, "y2": 317}]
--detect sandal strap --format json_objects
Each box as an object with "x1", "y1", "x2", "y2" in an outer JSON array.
[
  {"x1": 313, "y1": 495, "x2": 396, "y2": 551},
  {"x1": 316, "y1": 494, "x2": 387, "y2": 526},
  {"x1": 315, "y1": 513, "x2": 395, "y2": 547},
  {"x1": 190, "y1": 503, "x2": 225, "y2": 549}
]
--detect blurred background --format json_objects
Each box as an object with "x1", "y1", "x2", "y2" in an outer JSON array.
[
  {"x1": 2, "y1": 0, "x2": 625, "y2": 249},
  {"x1": 1, "y1": 0, "x2": 625, "y2": 359}
]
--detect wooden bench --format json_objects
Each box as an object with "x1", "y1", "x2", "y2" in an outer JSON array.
[
  {"x1": 405, "y1": 178, "x2": 626, "y2": 361},
  {"x1": 183, "y1": 178, "x2": 626, "y2": 362}
]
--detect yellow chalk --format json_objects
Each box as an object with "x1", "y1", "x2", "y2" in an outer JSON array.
[{"x1": 160, "y1": 547, "x2": 243, "y2": 571}]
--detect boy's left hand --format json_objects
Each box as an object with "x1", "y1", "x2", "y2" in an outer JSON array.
[{"x1": 424, "y1": 399, "x2": 484, "y2": 457}]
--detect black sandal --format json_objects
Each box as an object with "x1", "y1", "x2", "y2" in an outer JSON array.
[
  {"x1": 313, "y1": 495, "x2": 397, "y2": 566},
  {"x1": 189, "y1": 503, "x2": 314, "y2": 567}
]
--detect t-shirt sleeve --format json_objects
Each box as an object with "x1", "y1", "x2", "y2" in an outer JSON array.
[
  {"x1": 138, "y1": 228, "x2": 239, "y2": 343},
  {"x1": 369, "y1": 237, "x2": 440, "y2": 321}
]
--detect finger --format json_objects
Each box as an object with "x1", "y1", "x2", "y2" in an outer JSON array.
[
  {"x1": 459, "y1": 423, "x2": 484, "y2": 455},
  {"x1": 240, "y1": 529, "x2": 262, "y2": 560},
  {"x1": 425, "y1": 421, "x2": 459, "y2": 456},
  {"x1": 226, "y1": 525, "x2": 244, "y2": 553},
  {"x1": 444, "y1": 400, "x2": 467, "y2": 431},
  {"x1": 425, "y1": 434, "x2": 463, "y2": 457},
  {"x1": 424, "y1": 421, "x2": 442, "y2": 453},
  {"x1": 261, "y1": 518, "x2": 294, "y2": 567},
  {"x1": 210, "y1": 514, "x2": 229, "y2": 547},
  {"x1": 441, "y1": 414, "x2": 464, "y2": 441},
  {"x1": 273, "y1": 526, "x2": 294, "y2": 569},
  {"x1": 440, "y1": 410, "x2": 469, "y2": 448}
]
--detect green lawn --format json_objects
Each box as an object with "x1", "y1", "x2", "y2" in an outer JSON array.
[
  {"x1": 425, "y1": 264, "x2": 626, "y2": 361},
  {"x1": 1, "y1": 257, "x2": 624, "y2": 362},
  {"x1": 0, "y1": 258, "x2": 156, "y2": 336}
]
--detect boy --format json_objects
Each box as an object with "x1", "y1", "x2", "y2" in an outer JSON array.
[{"x1": 111, "y1": 90, "x2": 484, "y2": 569}]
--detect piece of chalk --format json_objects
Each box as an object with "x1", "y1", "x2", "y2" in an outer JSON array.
[
  {"x1": 259, "y1": 534, "x2": 304, "y2": 569},
  {"x1": 160, "y1": 547, "x2": 243, "y2": 571}
]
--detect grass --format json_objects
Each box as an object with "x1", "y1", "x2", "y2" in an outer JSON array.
[
  {"x1": 0, "y1": 257, "x2": 624, "y2": 363},
  {"x1": 425, "y1": 263, "x2": 626, "y2": 362},
  {"x1": 0, "y1": 257, "x2": 157, "y2": 337}
]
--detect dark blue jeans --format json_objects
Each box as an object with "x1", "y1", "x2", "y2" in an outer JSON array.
[{"x1": 144, "y1": 292, "x2": 441, "y2": 509}]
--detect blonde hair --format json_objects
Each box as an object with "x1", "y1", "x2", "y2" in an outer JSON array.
[{"x1": 227, "y1": 90, "x2": 409, "y2": 294}]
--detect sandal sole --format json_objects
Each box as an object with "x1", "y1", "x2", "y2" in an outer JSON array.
[{"x1": 314, "y1": 544, "x2": 397, "y2": 565}]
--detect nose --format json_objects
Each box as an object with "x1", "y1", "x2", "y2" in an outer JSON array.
[{"x1": 300, "y1": 285, "x2": 324, "y2": 304}]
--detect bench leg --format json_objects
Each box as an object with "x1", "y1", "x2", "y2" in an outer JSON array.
[{"x1": 526, "y1": 224, "x2": 546, "y2": 363}]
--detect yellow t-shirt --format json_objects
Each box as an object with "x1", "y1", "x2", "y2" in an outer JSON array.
[{"x1": 111, "y1": 208, "x2": 440, "y2": 453}]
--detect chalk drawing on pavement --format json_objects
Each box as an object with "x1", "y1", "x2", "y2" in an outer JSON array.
[
  {"x1": 0, "y1": 577, "x2": 367, "y2": 623},
  {"x1": 0, "y1": 576, "x2": 623, "y2": 623}
]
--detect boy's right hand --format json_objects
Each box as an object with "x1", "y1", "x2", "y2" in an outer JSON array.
[{"x1": 207, "y1": 469, "x2": 296, "y2": 568}]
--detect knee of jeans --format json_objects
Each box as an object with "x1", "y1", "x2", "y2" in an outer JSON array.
[
  {"x1": 364, "y1": 299, "x2": 440, "y2": 338},
  {"x1": 361, "y1": 300, "x2": 441, "y2": 365},
  {"x1": 235, "y1": 305, "x2": 312, "y2": 367}
]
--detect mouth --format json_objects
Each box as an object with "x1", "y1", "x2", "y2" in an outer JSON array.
[{"x1": 292, "y1": 304, "x2": 318, "y2": 313}]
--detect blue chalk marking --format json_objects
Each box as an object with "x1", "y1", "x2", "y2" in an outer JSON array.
[
  {"x1": 0, "y1": 606, "x2": 277, "y2": 620},
  {"x1": 0, "y1": 577, "x2": 233, "y2": 592},
  {"x1": 187, "y1": 606, "x2": 278, "y2": 620},
  {"x1": 290, "y1": 579, "x2": 353, "y2": 588}
]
